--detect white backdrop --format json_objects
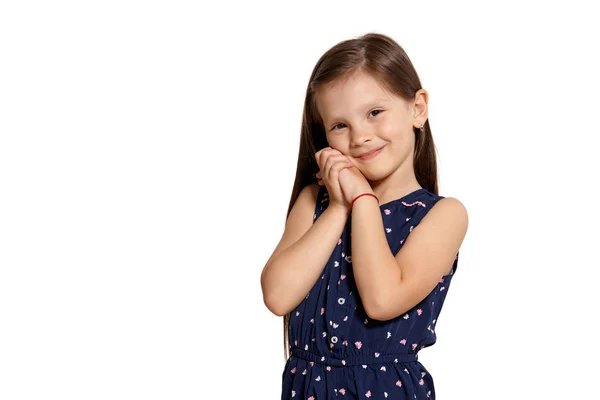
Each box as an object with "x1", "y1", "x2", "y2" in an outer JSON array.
[{"x1": 1, "y1": 1, "x2": 599, "y2": 399}]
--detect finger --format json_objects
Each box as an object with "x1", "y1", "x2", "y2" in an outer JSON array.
[
  {"x1": 323, "y1": 154, "x2": 351, "y2": 173},
  {"x1": 327, "y1": 161, "x2": 352, "y2": 185},
  {"x1": 325, "y1": 157, "x2": 353, "y2": 181},
  {"x1": 315, "y1": 147, "x2": 333, "y2": 167}
]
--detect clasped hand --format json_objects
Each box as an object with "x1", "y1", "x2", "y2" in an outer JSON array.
[{"x1": 314, "y1": 147, "x2": 375, "y2": 211}]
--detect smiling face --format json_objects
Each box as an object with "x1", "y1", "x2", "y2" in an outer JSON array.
[{"x1": 314, "y1": 68, "x2": 428, "y2": 184}]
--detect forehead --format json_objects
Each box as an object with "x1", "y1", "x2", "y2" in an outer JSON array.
[{"x1": 315, "y1": 70, "x2": 398, "y2": 119}]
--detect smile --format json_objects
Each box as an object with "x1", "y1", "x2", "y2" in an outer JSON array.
[{"x1": 358, "y1": 146, "x2": 384, "y2": 161}]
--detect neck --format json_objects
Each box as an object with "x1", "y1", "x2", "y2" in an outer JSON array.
[{"x1": 368, "y1": 158, "x2": 422, "y2": 205}]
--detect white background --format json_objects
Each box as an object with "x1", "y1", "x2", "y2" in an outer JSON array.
[{"x1": 1, "y1": 1, "x2": 599, "y2": 399}]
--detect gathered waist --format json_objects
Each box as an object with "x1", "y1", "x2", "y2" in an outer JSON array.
[{"x1": 290, "y1": 348, "x2": 418, "y2": 367}]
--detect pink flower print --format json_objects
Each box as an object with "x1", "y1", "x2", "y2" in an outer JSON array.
[
  {"x1": 400, "y1": 339, "x2": 407, "y2": 345},
  {"x1": 330, "y1": 343, "x2": 334, "y2": 348},
  {"x1": 308, "y1": 397, "x2": 315, "y2": 400},
  {"x1": 290, "y1": 367, "x2": 296, "y2": 373},
  {"x1": 338, "y1": 238, "x2": 342, "y2": 245},
  {"x1": 312, "y1": 338, "x2": 316, "y2": 342},
  {"x1": 321, "y1": 307, "x2": 325, "y2": 315},
  {"x1": 400, "y1": 239, "x2": 404, "y2": 244},
  {"x1": 326, "y1": 366, "x2": 331, "y2": 371},
  {"x1": 384, "y1": 209, "x2": 391, "y2": 215},
  {"x1": 339, "y1": 388, "x2": 346, "y2": 395},
  {"x1": 342, "y1": 340, "x2": 348, "y2": 346},
  {"x1": 396, "y1": 380, "x2": 402, "y2": 387},
  {"x1": 419, "y1": 379, "x2": 424, "y2": 385},
  {"x1": 417, "y1": 309, "x2": 422, "y2": 316},
  {"x1": 294, "y1": 340, "x2": 298, "y2": 346},
  {"x1": 365, "y1": 390, "x2": 372, "y2": 398},
  {"x1": 355, "y1": 341, "x2": 362, "y2": 349},
  {"x1": 412, "y1": 343, "x2": 418, "y2": 350},
  {"x1": 439, "y1": 277, "x2": 444, "y2": 283},
  {"x1": 310, "y1": 361, "x2": 314, "y2": 367},
  {"x1": 340, "y1": 274, "x2": 346, "y2": 280}
]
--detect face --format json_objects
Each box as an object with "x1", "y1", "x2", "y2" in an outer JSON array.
[{"x1": 314, "y1": 69, "x2": 427, "y2": 181}]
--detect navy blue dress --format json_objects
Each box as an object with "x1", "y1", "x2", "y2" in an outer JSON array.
[{"x1": 281, "y1": 186, "x2": 459, "y2": 400}]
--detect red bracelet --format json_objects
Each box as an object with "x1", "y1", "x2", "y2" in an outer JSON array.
[{"x1": 351, "y1": 193, "x2": 379, "y2": 208}]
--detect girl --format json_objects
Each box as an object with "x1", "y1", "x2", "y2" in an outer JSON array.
[{"x1": 260, "y1": 32, "x2": 468, "y2": 400}]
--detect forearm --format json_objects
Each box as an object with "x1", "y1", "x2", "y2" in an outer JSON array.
[
  {"x1": 262, "y1": 204, "x2": 349, "y2": 316},
  {"x1": 351, "y1": 196, "x2": 401, "y2": 318}
]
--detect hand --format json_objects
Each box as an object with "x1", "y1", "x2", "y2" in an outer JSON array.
[
  {"x1": 315, "y1": 147, "x2": 353, "y2": 211},
  {"x1": 338, "y1": 165, "x2": 374, "y2": 206}
]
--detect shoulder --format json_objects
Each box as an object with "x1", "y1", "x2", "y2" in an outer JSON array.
[
  {"x1": 289, "y1": 183, "x2": 321, "y2": 220},
  {"x1": 298, "y1": 183, "x2": 320, "y2": 205},
  {"x1": 426, "y1": 196, "x2": 469, "y2": 236}
]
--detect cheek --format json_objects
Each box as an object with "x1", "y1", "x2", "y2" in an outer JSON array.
[
  {"x1": 378, "y1": 120, "x2": 398, "y2": 139},
  {"x1": 324, "y1": 136, "x2": 347, "y2": 153}
]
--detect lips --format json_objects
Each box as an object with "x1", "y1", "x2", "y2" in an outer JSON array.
[{"x1": 358, "y1": 146, "x2": 384, "y2": 160}]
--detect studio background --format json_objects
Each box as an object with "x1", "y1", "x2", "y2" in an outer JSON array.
[{"x1": 1, "y1": 1, "x2": 598, "y2": 399}]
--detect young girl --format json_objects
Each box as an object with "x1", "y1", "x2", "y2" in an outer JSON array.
[{"x1": 260, "y1": 32, "x2": 468, "y2": 400}]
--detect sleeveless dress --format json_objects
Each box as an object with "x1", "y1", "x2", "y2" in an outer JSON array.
[{"x1": 281, "y1": 186, "x2": 459, "y2": 400}]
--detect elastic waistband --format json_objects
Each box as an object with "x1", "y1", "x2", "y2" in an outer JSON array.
[{"x1": 291, "y1": 348, "x2": 418, "y2": 367}]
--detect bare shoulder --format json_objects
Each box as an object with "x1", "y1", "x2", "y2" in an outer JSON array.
[
  {"x1": 262, "y1": 183, "x2": 320, "y2": 269},
  {"x1": 419, "y1": 196, "x2": 469, "y2": 248},
  {"x1": 429, "y1": 196, "x2": 469, "y2": 232},
  {"x1": 292, "y1": 182, "x2": 320, "y2": 220}
]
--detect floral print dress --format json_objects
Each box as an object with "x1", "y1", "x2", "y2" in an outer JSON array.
[{"x1": 281, "y1": 186, "x2": 459, "y2": 400}]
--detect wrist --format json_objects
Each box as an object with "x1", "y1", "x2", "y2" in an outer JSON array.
[
  {"x1": 351, "y1": 192, "x2": 379, "y2": 208},
  {"x1": 327, "y1": 202, "x2": 351, "y2": 218}
]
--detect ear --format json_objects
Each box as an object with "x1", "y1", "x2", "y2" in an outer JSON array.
[{"x1": 412, "y1": 89, "x2": 429, "y2": 126}]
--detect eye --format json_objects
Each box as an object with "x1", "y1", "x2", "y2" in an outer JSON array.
[
  {"x1": 331, "y1": 123, "x2": 346, "y2": 131},
  {"x1": 369, "y1": 109, "x2": 383, "y2": 118}
]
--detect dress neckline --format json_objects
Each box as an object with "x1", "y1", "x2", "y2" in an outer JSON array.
[{"x1": 378, "y1": 187, "x2": 427, "y2": 209}]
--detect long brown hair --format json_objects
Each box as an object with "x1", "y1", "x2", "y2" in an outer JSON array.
[{"x1": 282, "y1": 32, "x2": 440, "y2": 361}]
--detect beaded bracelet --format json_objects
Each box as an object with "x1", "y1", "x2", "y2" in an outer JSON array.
[{"x1": 351, "y1": 193, "x2": 379, "y2": 208}]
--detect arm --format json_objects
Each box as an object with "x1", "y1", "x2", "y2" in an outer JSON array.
[
  {"x1": 261, "y1": 183, "x2": 350, "y2": 317},
  {"x1": 351, "y1": 196, "x2": 468, "y2": 321}
]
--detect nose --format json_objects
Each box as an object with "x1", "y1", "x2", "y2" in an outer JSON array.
[{"x1": 349, "y1": 124, "x2": 373, "y2": 147}]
